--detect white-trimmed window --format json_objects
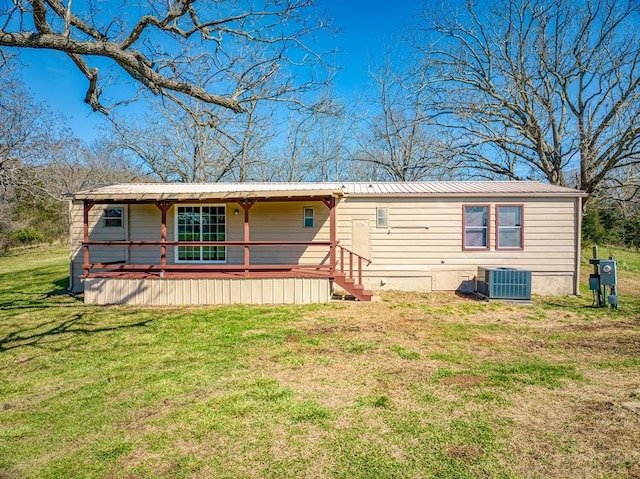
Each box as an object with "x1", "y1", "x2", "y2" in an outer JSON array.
[
  {"x1": 496, "y1": 205, "x2": 523, "y2": 249},
  {"x1": 103, "y1": 207, "x2": 123, "y2": 228},
  {"x1": 463, "y1": 205, "x2": 489, "y2": 250},
  {"x1": 376, "y1": 207, "x2": 388, "y2": 228},
  {"x1": 176, "y1": 205, "x2": 226, "y2": 262},
  {"x1": 303, "y1": 207, "x2": 314, "y2": 228}
]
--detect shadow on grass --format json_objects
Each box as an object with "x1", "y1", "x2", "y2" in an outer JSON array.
[
  {"x1": 0, "y1": 313, "x2": 154, "y2": 352},
  {"x1": 0, "y1": 292, "x2": 82, "y2": 312},
  {"x1": 46, "y1": 277, "x2": 71, "y2": 296},
  {"x1": 0, "y1": 270, "x2": 80, "y2": 312}
]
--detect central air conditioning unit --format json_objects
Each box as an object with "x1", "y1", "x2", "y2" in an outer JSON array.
[{"x1": 476, "y1": 267, "x2": 532, "y2": 300}]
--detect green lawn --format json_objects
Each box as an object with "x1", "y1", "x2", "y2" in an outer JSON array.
[{"x1": 1, "y1": 246, "x2": 639, "y2": 478}]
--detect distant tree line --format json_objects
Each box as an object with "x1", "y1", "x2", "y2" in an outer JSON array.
[
  {"x1": 582, "y1": 202, "x2": 640, "y2": 249},
  {"x1": 1, "y1": 0, "x2": 639, "y2": 250}
]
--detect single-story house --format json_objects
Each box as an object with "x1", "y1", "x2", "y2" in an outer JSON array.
[{"x1": 68, "y1": 181, "x2": 586, "y2": 305}]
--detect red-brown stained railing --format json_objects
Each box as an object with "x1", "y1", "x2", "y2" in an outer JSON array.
[
  {"x1": 336, "y1": 245, "x2": 371, "y2": 285},
  {"x1": 83, "y1": 240, "x2": 331, "y2": 246},
  {"x1": 81, "y1": 240, "x2": 333, "y2": 275},
  {"x1": 81, "y1": 240, "x2": 372, "y2": 281}
]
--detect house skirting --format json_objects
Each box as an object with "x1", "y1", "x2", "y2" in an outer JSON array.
[
  {"x1": 83, "y1": 277, "x2": 331, "y2": 305},
  {"x1": 358, "y1": 271, "x2": 574, "y2": 295}
]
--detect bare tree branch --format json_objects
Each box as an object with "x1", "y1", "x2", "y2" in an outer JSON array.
[{"x1": 0, "y1": 0, "x2": 333, "y2": 115}]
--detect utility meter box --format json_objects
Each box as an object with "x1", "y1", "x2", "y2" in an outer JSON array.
[{"x1": 599, "y1": 260, "x2": 617, "y2": 286}]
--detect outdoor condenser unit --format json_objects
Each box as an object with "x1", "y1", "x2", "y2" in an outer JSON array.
[{"x1": 476, "y1": 267, "x2": 532, "y2": 300}]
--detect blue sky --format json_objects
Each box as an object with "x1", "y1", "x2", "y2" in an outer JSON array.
[{"x1": 16, "y1": 1, "x2": 422, "y2": 143}]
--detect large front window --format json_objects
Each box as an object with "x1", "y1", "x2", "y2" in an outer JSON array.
[{"x1": 176, "y1": 205, "x2": 226, "y2": 262}]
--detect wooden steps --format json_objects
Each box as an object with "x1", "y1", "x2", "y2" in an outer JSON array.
[{"x1": 333, "y1": 272, "x2": 373, "y2": 302}]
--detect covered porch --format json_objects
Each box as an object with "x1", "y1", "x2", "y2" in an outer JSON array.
[{"x1": 73, "y1": 184, "x2": 372, "y2": 304}]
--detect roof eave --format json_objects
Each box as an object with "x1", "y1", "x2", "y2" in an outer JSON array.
[{"x1": 73, "y1": 189, "x2": 345, "y2": 202}]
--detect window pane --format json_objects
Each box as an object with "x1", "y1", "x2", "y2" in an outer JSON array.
[
  {"x1": 466, "y1": 229, "x2": 487, "y2": 247},
  {"x1": 376, "y1": 207, "x2": 388, "y2": 228},
  {"x1": 499, "y1": 228, "x2": 521, "y2": 248},
  {"x1": 178, "y1": 207, "x2": 200, "y2": 241},
  {"x1": 499, "y1": 206, "x2": 521, "y2": 227},
  {"x1": 104, "y1": 218, "x2": 122, "y2": 227},
  {"x1": 103, "y1": 207, "x2": 123, "y2": 227},
  {"x1": 498, "y1": 206, "x2": 522, "y2": 248},
  {"x1": 465, "y1": 206, "x2": 487, "y2": 226},
  {"x1": 464, "y1": 206, "x2": 488, "y2": 248},
  {"x1": 178, "y1": 246, "x2": 199, "y2": 261},
  {"x1": 105, "y1": 208, "x2": 122, "y2": 218},
  {"x1": 304, "y1": 208, "x2": 314, "y2": 228}
]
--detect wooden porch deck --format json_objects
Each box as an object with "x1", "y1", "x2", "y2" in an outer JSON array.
[
  {"x1": 82, "y1": 239, "x2": 373, "y2": 301},
  {"x1": 83, "y1": 266, "x2": 333, "y2": 280}
]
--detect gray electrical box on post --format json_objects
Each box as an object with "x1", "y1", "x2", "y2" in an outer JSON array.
[
  {"x1": 588, "y1": 247, "x2": 619, "y2": 308},
  {"x1": 599, "y1": 259, "x2": 617, "y2": 286}
]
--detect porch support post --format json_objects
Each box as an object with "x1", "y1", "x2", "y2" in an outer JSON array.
[
  {"x1": 240, "y1": 200, "x2": 257, "y2": 274},
  {"x1": 83, "y1": 201, "x2": 94, "y2": 276},
  {"x1": 323, "y1": 196, "x2": 337, "y2": 275},
  {"x1": 154, "y1": 201, "x2": 175, "y2": 277}
]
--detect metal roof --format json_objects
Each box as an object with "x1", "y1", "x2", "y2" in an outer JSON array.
[
  {"x1": 72, "y1": 181, "x2": 586, "y2": 201},
  {"x1": 72, "y1": 183, "x2": 344, "y2": 201},
  {"x1": 341, "y1": 181, "x2": 585, "y2": 196}
]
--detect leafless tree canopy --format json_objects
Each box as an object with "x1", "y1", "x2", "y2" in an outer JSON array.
[
  {"x1": 0, "y1": 0, "x2": 332, "y2": 114},
  {"x1": 414, "y1": 0, "x2": 640, "y2": 198},
  {"x1": 109, "y1": 98, "x2": 276, "y2": 182},
  {"x1": 353, "y1": 60, "x2": 454, "y2": 182}
]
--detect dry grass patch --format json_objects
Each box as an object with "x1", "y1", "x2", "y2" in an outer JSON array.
[
  {"x1": 440, "y1": 374, "x2": 487, "y2": 388},
  {"x1": 500, "y1": 374, "x2": 640, "y2": 479}
]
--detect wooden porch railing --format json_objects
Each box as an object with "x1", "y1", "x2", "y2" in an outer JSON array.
[
  {"x1": 81, "y1": 240, "x2": 332, "y2": 277},
  {"x1": 336, "y1": 245, "x2": 372, "y2": 286}
]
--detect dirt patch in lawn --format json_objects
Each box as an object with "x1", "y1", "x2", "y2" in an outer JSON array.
[{"x1": 446, "y1": 444, "x2": 485, "y2": 461}]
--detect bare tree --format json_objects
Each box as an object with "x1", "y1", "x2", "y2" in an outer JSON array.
[
  {"x1": 33, "y1": 137, "x2": 145, "y2": 199},
  {"x1": 228, "y1": 98, "x2": 278, "y2": 182},
  {"x1": 269, "y1": 94, "x2": 350, "y2": 182},
  {"x1": 0, "y1": 0, "x2": 333, "y2": 114},
  {"x1": 414, "y1": 0, "x2": 640, "y2": 199},
  {"x1": 352, "y1": 59, "x2": 454, "y2": 181},
  {"x1": 306, "y1": 100, "x2": 352, "y2": 182},
  {"x1": 110, "y1": 101, "x2": 232, "y2": 182},
  {"x1": 0, "y1": 66, "x2": 62, "y2": 196},
  {"x1": 108, "y1": 96, "x2": 276, "y2": 182},
  {"x1": 0, "y1": 70, "x2": 142, "y2": 244},
  {"x1": 595, "y1": 164, "x2": 640, "y2": 206}
]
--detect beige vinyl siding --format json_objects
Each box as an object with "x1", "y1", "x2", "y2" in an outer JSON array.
[
  {"x1": 238, "y1": 201, "x2": 330, "y2": 265},
  {"x1": 69, "y1": 200, "x2": 84, "y2": 292},
  {"x1": 69, "y1": 201, "x2": 128, "y2": 293},
  {"x1": 129, "y1": 204, "x2": 161, "y2": 264},
  {"x1": 336, "y1": 196, "x2": 578, "y2": 294}
]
